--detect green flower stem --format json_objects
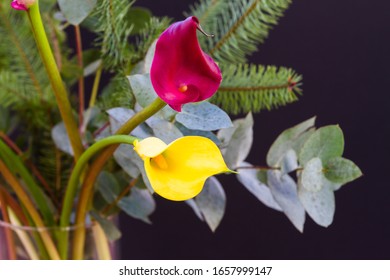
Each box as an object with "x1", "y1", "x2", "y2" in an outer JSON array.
[
  {"x1": 0, "y1": 189, "x2": 17, "y2": 259},
  {"x1": 92, "y1": 222, "x2": 112, "y2": 260},
  {"x1": 71, "y1": 98, "x2": 166, "y2": 259},
  {"x1": 81, "y1": 64, "x2": 103, "y2": 135},
  {"x1": 59, "y1": 135, "x2": 139, "y2": 259},
  {"x1": 0, "y1": 140, "x2": 55, "y2": 226},
  {"x1": 27, "y1": 2, "x2": 84, "y2": 161},
  {"x1": 0, "y1": 160, "x2": 60, "y2": 260}
]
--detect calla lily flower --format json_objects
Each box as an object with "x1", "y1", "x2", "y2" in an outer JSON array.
[
  {"x1": 134, "y1": 136, "x2": 231, "y2": 201},
  {"x1": 11, "y1": 0, "x2": 35, "y2": 10},
  {"x1": 150, "y1": 16, "x2": 222, "y2": 112}
]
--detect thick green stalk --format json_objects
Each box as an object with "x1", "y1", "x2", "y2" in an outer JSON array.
[
  {"x1": 71, "y1": 98, "x2": 166, "y2": 259},
  {"x1": 27, "y1": 2, "x2": 84, "y2": 161},
  {"x1": 58, "y1": 135, "x2": 138, "y2": 259},
  {"x1": 0, "y1": 140, "x2": 55, "y2": 226},
  {"x1": 0, "y1": 160, "x2": 60, "y2": 260}
]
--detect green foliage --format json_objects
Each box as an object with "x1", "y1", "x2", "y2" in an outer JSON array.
[
  {"x1": 129, "y1": 17, "x2": 171, "y2": 65},
  {"x1": 33, "y1": 128, "x2": 73, "y2": 199},
  {"x1": 0, "y1": 10, "x2": 53, "y2": 119},
  {"x1": 98, "y1": 74, "x2": 134, "y2": 110},
  {"x1": 324, "y1": 157, "x2": 362, "y2": 184},
  {"x1": 299, "y1": 125, "x2": 344, "y2": 165},
  {"x1": 58, "y1": 0, "x2": 97, "y2": 26},
  {"x1": 267, "y1": 117, "x2": 315, "y2": 167},
  {"x1": 93, "y1": 0, "x2": 134, "y2": 71},
  {"x1": 211, "y1": 64, "x2": 302, "y2": 114},
  {"x1": 231, "y1": 117, "x2": 362, "y2": 230},
  {"x1": 188, "y1": 0, "x2": 292, "y2": 63}
]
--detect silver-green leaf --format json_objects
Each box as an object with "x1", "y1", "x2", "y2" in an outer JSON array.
[
  {"x1": 128, "y1": 74, "x2": 176, "y2": 120},
  {"x1": 298, "y1": 178, "x2": 336, "y2": 227},
  {"x1": 301, "y1": 157, "x2": 323, "y2": 192},
  {"x1": 51, "y1": 122, "x2": 73, "y2": 156},
  {"x1": 107, "y1": 107, "x2": 152, "y2": 138},
  {"x1": 113, "y1": 144, "x2": 153, "y2": 193},
  {"x1": 146, "y1": 117, "x2": 183, "y2": 144},
  {"x1": 299, "y1": 125, "x2": 344, "y2": 165},
  {"x1": 176, "y1": 102, "x2": 233, "y2": 131},
  {"x1": 236, "y1": 162, "x2": 282, "y2": 211},
  {"x1": 194, "y1": 177, "x2": 226, "y2": 232},
  {"x1": 58, "y1": 0, "x2": 97, "y2": 26},
  {"x1": 218, "y1": 113, "x2": 253, "y2": 169},
  {"x1": 267, "y1": 170, "x2": 306, "y2": 232},
  {"x1": 267, "y1": 117, "x2": 316, "y2": 167},
  {"x1": 324, "y1": 157, "x2": 363, "y2": 185},
  {"x1": 118, "y1": 187, "x2": 156, "y2": 224}
]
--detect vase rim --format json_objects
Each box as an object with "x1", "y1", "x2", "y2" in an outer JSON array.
[{"x1": 0, "y1": 218, "x2": 94, "y2": 232}]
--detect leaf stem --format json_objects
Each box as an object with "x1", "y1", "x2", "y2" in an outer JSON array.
[
  {"x1": 27, "y1": 2, "x2": 84, "y2": 161},
  {"x1": 236, "y1": 165, "x2": 280, "y2": 171},
  {"x1": 81, "y1": 64, "x2": 103, "y2": 135},
  {"x1": 75, "y1": 25, "x2": 85, "y2": 131}
]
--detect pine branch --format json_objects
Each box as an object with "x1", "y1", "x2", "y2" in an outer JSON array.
[
  {"x1": 211, "y1": 64, "x2": 302, "y2": 114},
  {"x1": 129, "y1": 17, "x2": 171, "y2": 65},
  {"x1": 94, "y1": 0, "x2": 134, "y2": 71},
  {"x1": 188, "y1": 0, "x2": 292, "y2": 63},
  {"x1": 185, "y1": 0, "x2": 227, "y2": 26},
  {"x1": 0, "y1": 6, "x2": 60, "y2": 126}
]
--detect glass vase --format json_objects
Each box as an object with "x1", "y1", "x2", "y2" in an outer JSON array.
[{"x1": 0, "y1": 215, "x2": 119, "y2": 260}]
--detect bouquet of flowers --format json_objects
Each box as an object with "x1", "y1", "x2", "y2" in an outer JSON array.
[{"x1": 0, "y1": 0, "x2": 361, "y2": 260}]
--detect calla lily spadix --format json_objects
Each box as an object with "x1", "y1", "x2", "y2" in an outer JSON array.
[
  {"x1": 134, "y1": 136, "x2": 232, "y2": 201},
  {"x1": 11, "y1": 0, "x2": 35, "y2": 10},
  {"x1": 150, "y1": 16, "x2": 222, "y2": 112}
]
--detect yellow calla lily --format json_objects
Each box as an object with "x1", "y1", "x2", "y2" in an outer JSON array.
[{"x1": 134, "y1": 136, "x2": 232, "y2": 201}]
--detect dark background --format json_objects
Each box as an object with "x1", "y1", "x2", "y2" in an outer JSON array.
[{"x1": 118, "y1": 0, "x2": 390, "y2": 259}]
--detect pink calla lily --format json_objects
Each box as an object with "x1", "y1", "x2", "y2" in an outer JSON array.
[
  {"x1": 11, "y1": 0, "x2": 35, "y2": 10},
  {"x1": 150, "y1": 16, "x2": 222, "y2": 112}
]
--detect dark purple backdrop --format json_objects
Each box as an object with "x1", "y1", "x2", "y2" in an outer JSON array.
[{"x1": 117, "y1": 0, "x2": 390, "y2": 259}]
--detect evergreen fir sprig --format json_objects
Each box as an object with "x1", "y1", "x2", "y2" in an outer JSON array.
[
  {"x1": 211, "y1": 64, "x2": 302, "y2": 114},
  {"x1": 185, "y1": 0, "x2": 228, "y2": 27},
  {"x1": 188, "y1": 0, "x2": 292, "y2": 63},
  {"x1": 0, "y1": 8, "x2": 55, "y2": 128},
  {"x1": 94, "y1": 0, "x2": 134, "y2": 71},
  {"x1": 129, "y1": 17, "x2": 171, "y2": 66}
]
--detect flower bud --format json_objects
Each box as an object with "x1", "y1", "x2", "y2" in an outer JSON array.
[{"x1": 11, "y1": 0, "x2": 36, "y2": 11}]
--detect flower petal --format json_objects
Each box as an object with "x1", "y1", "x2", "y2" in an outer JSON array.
[
  {"x1": 144, "y1": 136, "x2": 231, "y2": 201},
  {"x1": 11, "y1": 0, "x2": 27, "y2": 10},
  {"x1": 151, "y1": 16, "x2": 222, "y2": 112},
  {"x1": 134, "y1": 137, "x2": 168, "y2": 159}
]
